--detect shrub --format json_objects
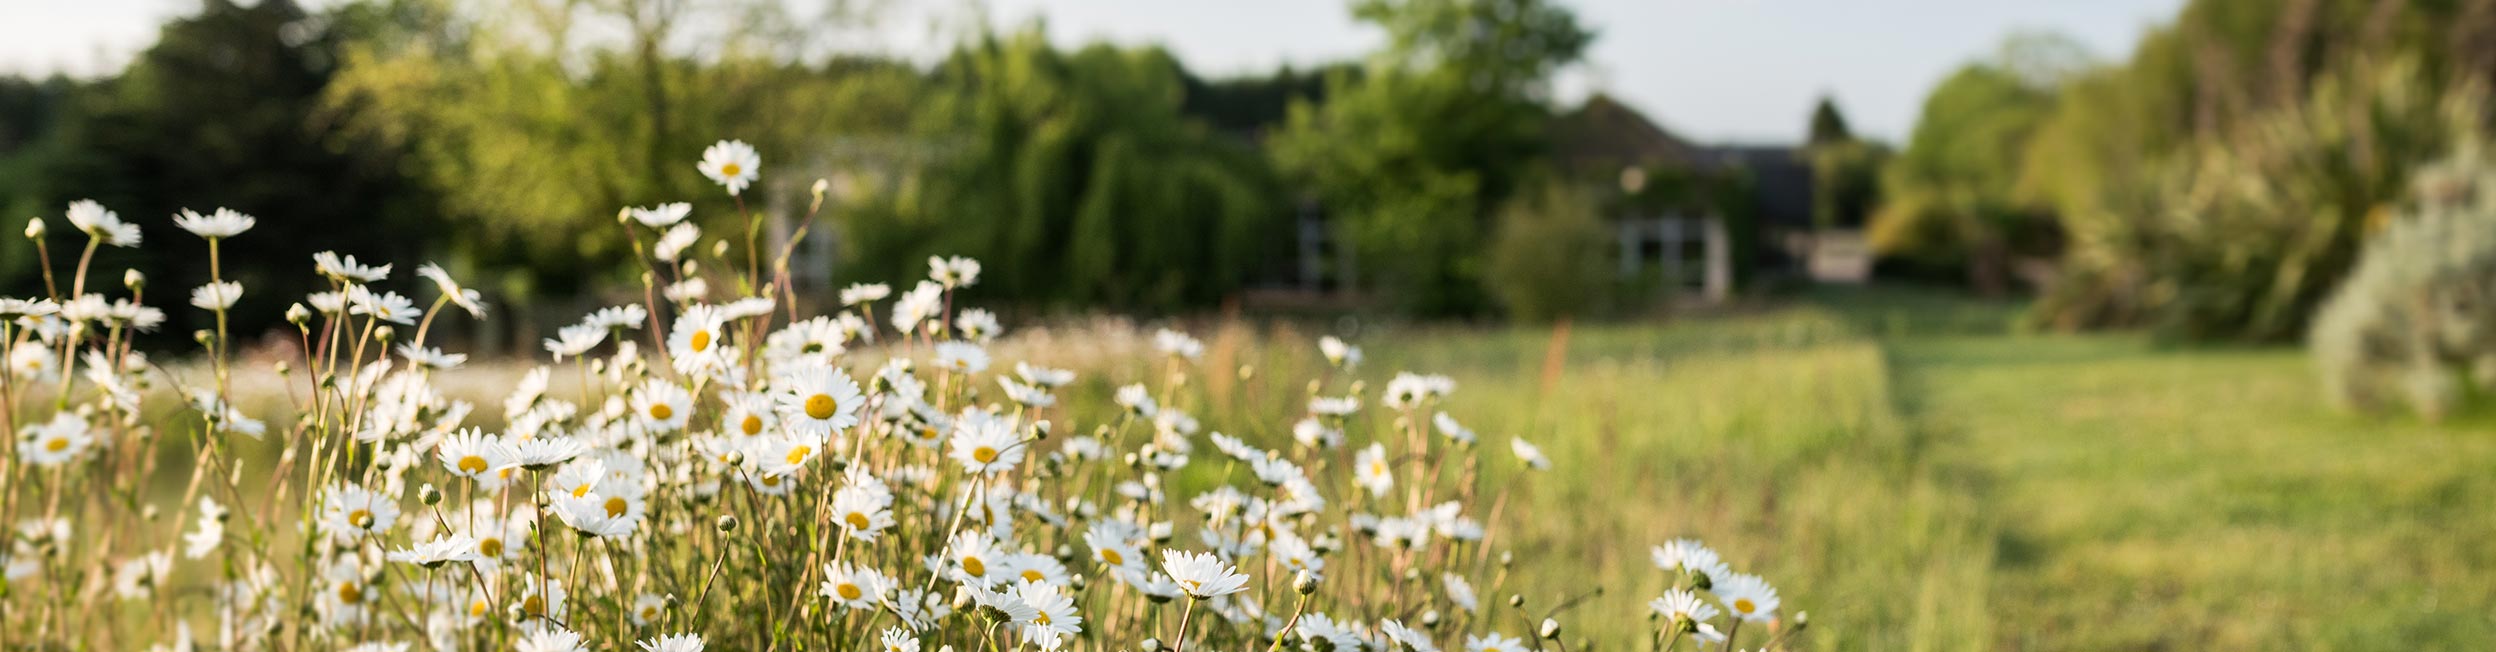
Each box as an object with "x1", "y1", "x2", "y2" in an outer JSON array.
[
  {"x1": 1484, "y1": 180, "x2": 1612, "y2": 321},
  {"x1": 2311, "y1": 141, "x2": 2496, "y2": 418}
]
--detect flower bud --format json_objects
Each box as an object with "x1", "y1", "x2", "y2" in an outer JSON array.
[
  {"x1": 715, "y1": 514, "x2": 739, "y2": 532},
  {"x1": 374, "y1": 326, "x2": 395, "y2": 343},
  {"x1": 1507, "y1": 594, "x2": 1524, "y2": 608},
  {"x1": 1293, "y1": 570, "x2": 1320, "y2": 595},
  {"x1": 810, "y1": 178, "x2": 830, "y2": 212},
  {"x1": 123, "y1": 269, "x2": 143, "y2": 290},
  {"x1": 1539, "y1": 618, "x2": 1561, "y2": 640},
  {"x1": 287, "y1": 303, "x2": 311, "y2": 326},
  {"x1": 1238, "y1": 365, "x2": 1255, "y2": 381},
  {"x1": 24, "y1": 217, "x2": 43, "y2": 239},
  {"x1": 1140, "y1": 639, "x2": 1162, "y2": 652},
  {"x1": 711, "y1": 239, "x2": 730, "y2": 258},
  {"x1": 193, "y1": 330, "x2": 215, "y2": 346},
  {"x1": 617, "y1": 207, "x2": 634, "y2": 224},
  {"x1": 723, "y1": 450, "x2": 745, "y2": 466},
  {"x1": 420, "y1": 484, "x2": 443, "y2": 506},
  {"x1": 1420, "y1": 609, "x2": 1440, "y2": 628}
]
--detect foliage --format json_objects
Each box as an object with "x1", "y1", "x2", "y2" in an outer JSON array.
[
  {"x1": 836, "y1": 32, "x2": 1285, "y2": 311},
  {"x1": 1866, "y1": 36, "x2": 2071, "y2": 291},
  {"x1": 2036, "y1": 60, "x2": 2484, "y2": 340},
  {"x1": 34, "y1": 0, "x2": 434, "y2": 343},
  {"x1": 1272, "y1": 0, "x2": 1590, "y2": 315},
  {"x1": 1484, "y1": 179, "x2": 1612, "y2": 321},
  {"x1": 2311, "y1": 140, "x2": 2496, "y2": 418}
]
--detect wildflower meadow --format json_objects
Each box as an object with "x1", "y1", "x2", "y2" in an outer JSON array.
[{"x1": 0, "y1": 141, "x2": 1801, "y2": 652}]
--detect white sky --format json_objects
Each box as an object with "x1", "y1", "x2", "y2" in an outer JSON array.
[{"x1": 0, "y1": 0, "x2": 2186, "y2": 143}]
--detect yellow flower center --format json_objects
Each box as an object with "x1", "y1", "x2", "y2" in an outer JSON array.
[
  {"x1": 720, "y1": 163, "x2": 742, "y2": 178},
  {"x1": 845, "y1": 512, "x2": 871, "y2": 530},
  {"x1": 740, "y1": 415, "x2": 764, "y2": 435},
  {"x1": 785, "y1": 445, "x2": 812, "y2": 466},
  {"x1": 458, "y1": 455, "x2": 488, "y2": 474},
  {"x1": 604, "y1": 496, "x2": 629, "y2": 518},
  {"x1": 641, "y1": 605, "x2": 659, "y2": 621},
  {"x1": 804, "y1": 394, "x2": 839, "y2": 420},
  {"x1": 470, "y1": 598, "x2": 489, "y2": 617},
  {"x1": 649, "y1": 403, "x2": 674, "y2": 421},
  {"x1": 479, "y1": 538, "x2": 504, "y2": 558},
  {"x1": 1734, "y1": 598, "x2": 1756, "y2": 614},
  {"x1": 1099, "y1": 549, "x2": 1123, "y2": 565},
  {"x1": 690, "y1": 330, "x2": 712, "y2": 352},
  {"x1": 572, "y1": 484, "x2": 593, "y2": 498},
  {"x1": 43, "y1": 437, "x2": 67, "y2": 453},
  {"x1": 1021, "y1": 570, "x2": 1044, "y2": 582},
  {"x1": 1034, "y1": 611, "x2": 1051, "y2": 625},
  {"x1": 837, "y1": 582, "x2": 862, "y2": 600},
  {"x1": 961, "y1": 557, "x2": 985, "y2": 577},
  {"x1": 972, "y1": 446, "x2": 998, "y2": 464},
  {"x1": 521, "y1": 595, "x2": 545, "y2": 616},
  {"x1": 760, "y1": 474, "x2": 782, "y2": 487},
  {"x1": 348, "y1": 509, "x2": 374, "y2": 529},
  {"x1": 337, "y1": 581, "x2": 364, "y2": 605}
]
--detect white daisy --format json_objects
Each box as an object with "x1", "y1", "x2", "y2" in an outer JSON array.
[
  {"x1": 1509, "y1": 436, "x2": 1551, "y2": 470},
  {"x1": 1012, "y1": 580, "x2": 1081, "y2": 650},
  {"x1": 18, "y1": 412, "x2": 93, "y2": 466},
  {"x1": 667, "y1": 304, "x2": 728, "y2": 375},
  {"x1": 637, "y1": 633, "x2": 704, "y2": 652},
  {"x1": 818, "y1": 561, "x2": 891, "y2": 610},
  {"x1": 65, "y1": 200, "x2": 139, "y2": 247},
  {"x1": 1713, "y1": 573, "x2": 1781, "y2": 623},
  {"x1": 697, "y1": 140, "x2": 761, "y2": 195},
  {"x1": 1648, "y1": 588, "x2": 1718, "y2": 624},
  {"x1": 386, "y1": 534, "x2": 482, "y2": 569},
  {"x1": 417, "y1": 263, "x2": 487, "y2": 317},
  {"x1": 1154, "y1": 328, "x2": 1204, "y2": 360},
  {"x1": 190, "y1": 281, "x2": 243, "y2": 311},
  {"x1": 174, "y1": 207, "x2": 255, "y2": 238},
  {"x1": 319, "y1": 483, "x2": 400, "y2": 540},
  {"x1": 947, "y1": 411, "x2": 1024, "y2": 475},
  {"x1": 933, "y1": 341, "x2": 989, "y2": 374},
  {"x1": 839, "y1": 283, "x2": 890, "y2": 306},
  {"x1": 1353, "y1": 443, "x2": 1394, "y2": 497},
  {"x1": 1159, "y1": 549, "x2": 1250, "y2": 599},
  {"x1": 630, "y1": 203, "x2": 692, "y2": 227},
  {"x1": 634, "y1": 380, "x2": 695, "y2": 433},
  {"x1": 776, "y1": 364, "x2": 863, "y2": 435}
]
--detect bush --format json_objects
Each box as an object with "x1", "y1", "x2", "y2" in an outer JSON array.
[
  {"x1": 1484, "y1": 180, "x2": 1612, "y2": 321},
  {"x1": 2311, "y1": 141, "x2": 2496, "y2": 418}
]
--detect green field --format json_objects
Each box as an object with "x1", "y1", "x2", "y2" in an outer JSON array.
[{"x1": 1282, "y1": 288, "x2": 2496, "y2": 650}]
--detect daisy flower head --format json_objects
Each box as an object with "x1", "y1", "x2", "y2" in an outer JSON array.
[
  {"x1": 1650, "y1": 538, "x2": 1732, "y2": 584},
  {"x1": 511, "y1": 436, "x2": 587, "y2": 470},
  {"x1": 319, "y1": 483, "x2": 401, "y2": 540},
  {"x1": 517, "y1": 624, "x2": 588, "y2": 652},
  {"x1": 550, "y1": 490, "x2": 644, "y2": 539},
  {"x1": 890, "y1": 281, "x2": 943, "y2": 335},
  {"x1": 1464, "y1": 633, "x2": 1527, "y2": 652},
  {"x1": 314, "y1": 251, "x2": 392, "y2": 282},
  {"x1": 190, "y1": 281, "x2": 243, "y2": 311},
  {"x1": 997, "y1": 377, "x2": 1054, "y2": 408},
  {"x1": 829, "y1": 483, "x2": 896, "y2": 541},
  {"x1": 697, "y1": 139, "x2": 761, "y2": 195},
  {"x1": 755, "y1": 433, "x2": 825, "y2": 477},
  {"x1": 878, "y1": 628, "x2": 919, "y2": 652},
  {"x1": 1353, "y1": 442, "x2": 1394, "y2": 497},
  {"x1": 545, "y1": 323, "x2": 606, "y2": 360},
  {"x1": 1431, "y1": 412, "x2": 1477, "y2": 444},
  {"x1": 955, "y1": 308, "x2": 1003, "y2": 342},
  {"x1": 721, "y1": 392, "x2": 779, "y2": 437},
  {"x1": 819, "y1": 561, "x2": 891, "y2": 611},
  {"x1": 1443, "y1": 573, "x2": 1480, "y2": 612},
  {"x1": 436, "y1": 429, "x2": 515, "y2": 481},
  {"x1": 655, "y1": 223, "x2": 701, "y2": 262},
  {"x1": 386, "y1": 534, "x2": 482, "y2": 569},
  {"x1": 1713, "y1": 572, "x2": 1781, "y2": 623},
  {"x1": 1159, "y1": 549, "x2": 1250, "y2": 600},
  {"x1": 928, "y1": 255, "x2": 981, "y2": 288},
  {"x1": 348, "y1": 286, "x2": 419, "y2": 325},
  {"x1": 586, "y1": 304, "x2": 649, "y2": 330},
  {"x1": 1318, "y1": 335, "x2": 1362, "y2": 369},
  {"x1": 638, "y1": 633, "x2": 704, "y2": 652},
  {"x1": 397, "y1": 344, "x2": 467, "y2": 370},
  {"x1": 776, "y1": 364, "x2": 863, "y2": 435},
  {"x1": 947, "y1": 411, "x2": 1024, "y2": 475},
  {"x1": 417, "y1": 263, "x2": 487, "y2": 317},
  {"x1": 1292, "y1": 418, "x2": 1344, "y2": 449},
  {"x1": 1153, "y1": 328, "x2": 1204, "y2": 360},
  {"x1": 631, "y1": 593, "x2": 669, "y2": 626},
  {"x1": 65, "y1": 199, "x2": 140, "y2": 247},
  {"x1": 933, "y1": 341, "x2": 990, "y2": 374},
  {"x1": 182, "y1": 496, "x2": 226, "y2": 559},
  {"x1": 18, "y1": 412, "x2": 94, "y2": 467},
  {"x1": 1114, "y1": 383, "x2": 1157, "y2": 418},
  {"x1": 967, "y1": 583, "x2": 1039, "y2": 623},
  {"x1": 634, "y1": 379, "x2": 695, "y2": 433},
  {"x1": 1381, "y1": 619, "x2": 1439, "y2": 652},
  {"x1": 840, "y1": 282, "x2": 890, "y2": 306},
  {"x1": 1648, "y1": 587, "x2": 1718, "y2": 625},
  {"x1": 1510, "y1": 436, "x2": 1551, "y2": 470},
  {"x1": 174, "y1": 207, "x2": 255, "y2": 238},
  {"x1": 667, "y1": 304, "x2": 729, "y2": 375},
  {"x1": 629, "y1": 202, "x2": 692, "y2": 228},
  {"x1": 1012, "y1": 580, "x2": 1082, "y2": 650},
  {"x1": 1015, "y1": 361, "x2": 1075, "y2": 387}
]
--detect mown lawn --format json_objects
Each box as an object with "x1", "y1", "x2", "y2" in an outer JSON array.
[{"x1": 1316, "y1": 286, "x2": 2496, "y2": 650}]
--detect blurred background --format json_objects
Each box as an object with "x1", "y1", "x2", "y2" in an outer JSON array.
[{"x1": 13, "y1": 0, "x2": 2496, "y2": 647}]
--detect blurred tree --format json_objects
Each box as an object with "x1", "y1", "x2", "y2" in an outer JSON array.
[
  {"x1": 1485, "y1": 177, "x2": 1611, "y2": 321},
  {"x1": 1806, "y1": 96, "x2": 1853, "y2": 147},
  {"x1": 1867, "y1": 35, "x2": 2073, "y2": 293},
  {"x1": 0, "y1": 76, "x2": 81, "y2": 291},
  {"x1": 1272, "y1": 0, "x2": 1592, "y2": 315},
  {"x1": 837, "y1": 31, "x2": 1285, "y2": 310},
  {"x1": 39, "y1": 0, "x2": 433, "y2": 344}
]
